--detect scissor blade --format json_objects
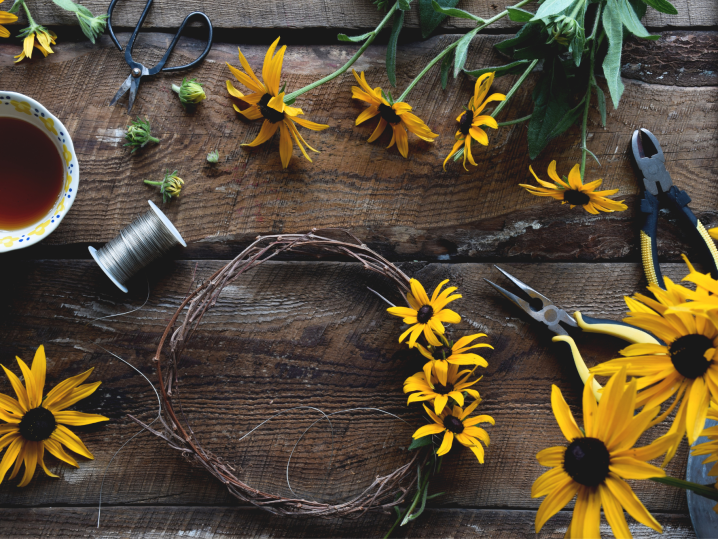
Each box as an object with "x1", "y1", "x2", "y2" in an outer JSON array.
[
  {"x1": 110, "y1": 74, "x2": 133, "y2": 107},
  {"x1": 127, "y1": 76, "x2": 141, "y2": 113},
  {"x1": 493, "y1": 265, "x2": 553, "y2": 310}
]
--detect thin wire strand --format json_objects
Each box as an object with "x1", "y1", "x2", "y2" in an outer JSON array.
[
  {"x1": 90, "y1": 279, "x2": 150, "y2": 323},
  {"x1": 95, "y1": 347, "x2": 162, "y2": 529},
  {"x1": 367, "y1": 287, "x2": 396, "y2": 307},
  {"x1": 95, "y1": 207, "x2": 181, "y2": 286}
]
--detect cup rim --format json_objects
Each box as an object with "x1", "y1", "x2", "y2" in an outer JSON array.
[{"x1": 0, "y1": 91, "x2": 79, "y2": 252}]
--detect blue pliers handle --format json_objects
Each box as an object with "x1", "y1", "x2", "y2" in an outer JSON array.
[{"x1": 631, "y1": 129, "x2": 718, "y2": 288}]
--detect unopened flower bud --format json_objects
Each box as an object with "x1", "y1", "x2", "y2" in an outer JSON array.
[{"x1": 172, "y1": 78, "x2": 206, "y2": 109}]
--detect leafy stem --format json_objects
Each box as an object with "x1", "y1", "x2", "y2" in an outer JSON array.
[
  {"x1": 650, "y1": 476, "x2": 718, "y2": 502},
  {"x1": 491, "y1": 58, "x2": 538, "y2": 119},
  {"x1": 580, "y1": 32, "x2": 603, "y2": 178},
  {"x1": 283, "y1": 1, "x2": 399, "y2": 103},
  {"x1": 498, "y1": 114, "x2": 532, "y2": 126},
  {"x1": 398, "y1": 0, "x2": 534, "y2": 103},
  {"x1": 20, "y1": 0, "x2": 36, "y2": 27}
]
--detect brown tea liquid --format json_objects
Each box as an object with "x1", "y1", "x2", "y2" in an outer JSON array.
[{"x1": 0, "y1": 117, "x2": 64, "y2": 231}]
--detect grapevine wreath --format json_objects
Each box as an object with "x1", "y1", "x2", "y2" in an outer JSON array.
[{"x1": 139, "y1": 228, "x2": 493, "y2": 523}]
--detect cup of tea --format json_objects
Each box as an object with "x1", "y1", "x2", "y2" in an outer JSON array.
[{"x1": 0, "y1": 91, "x2": 79, "y2": 252}]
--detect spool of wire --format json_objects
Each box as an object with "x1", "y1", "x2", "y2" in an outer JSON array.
[{"x1": 89, "y1": 200, "x2": 186, "y2": 293}]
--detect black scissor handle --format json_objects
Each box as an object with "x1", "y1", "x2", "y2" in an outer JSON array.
[{"x1": 107, "y1": 0, "x2": 213, "y2": 74}]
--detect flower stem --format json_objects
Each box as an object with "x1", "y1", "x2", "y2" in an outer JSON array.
[
  {"x1": 498, "y1": 114, "x2": 532, "y2": 126},
  {"x1": 397, "y1": 0, "x2": 535, "y2": 103},
  {"x1": 171, "y1": 84, "x2": 181, "y2": 94},
  {"x1": 143, "y1": 180, "x2": 163, "y2": 186},
  {"x1": 21, "y1": 0, "x2": 36, "y2": 27},
  {"x1": 283, "y1": 2, "x2": 398, "y2": 103},
  {"x1": 579, "y1": 37, "x2": 598, "y2": 180},
  {"x1": 491, "y1": 58, "x2": 539, "y2": 119}
]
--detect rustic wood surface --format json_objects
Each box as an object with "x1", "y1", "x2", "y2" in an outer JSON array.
[{"x1": 0, "y1": 0, "x2": 715, "y2": 536}]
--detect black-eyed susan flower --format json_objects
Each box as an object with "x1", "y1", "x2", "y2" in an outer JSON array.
[
  {"x1": 14, "y1": 1, "x2": 56, "y2": 64},
  {"x1": 144, "y1": 169, "x2": 184, "y2": 203},
  {"x1": 691, "y1": 401, "x2": 718, "y2": 479},
  {"x1": 0, "y1": 0, "x2": 18, "y2": 39},
  {"x1": 226, "y1": 37, "x2": 329, "y2": 168},
  {"x1": 387, "y1": 279, "x2": 461, "y2": 348},
  {"x1": 533, "y1": 368, "x2": 674, "y2": 538},
  {"x1": 590, "y1": 270, "x2": 718, "y2": 463},
  {"x1": 415, "y1": 333, "x2": 490, "y2": 386},
  {"x1": 0, "y1": 345, "x2": 108, "y2": 486},
  {"x1": 443, "y1": 72, "x2": 505, "y2": 170},
  {"x1": 519, "y1": 161, "x2": 628, "y2": 214},
  {"x1": 411, "y1": 400, "x2": 494, "y2": 463},
  {"x1": 351, "y1": 69, "x2": 438, "y2": 158},
  {"x1": 404, "y1": 362, "x2": 481, "y2": 415}
]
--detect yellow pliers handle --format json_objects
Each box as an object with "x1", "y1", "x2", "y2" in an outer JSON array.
[{"x1": 551, "y1": 312, "x2": 663, "y2": 401}]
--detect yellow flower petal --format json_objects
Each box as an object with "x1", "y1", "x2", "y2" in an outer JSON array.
[{"x1": 550, "y1": 384, "x2": 582, "y2": 441}]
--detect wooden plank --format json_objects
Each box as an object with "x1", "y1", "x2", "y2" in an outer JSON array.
[
  {"x1": 1, "y1": 34, "x2": 716, "y2": 261},
  {"x1": 0, "y1": 260, "x2": 696, "y2": 512},
  {"x1": 0, "y1": 506, "x2": 696, "y2": 538},
  {"x1": 4, "y1": 0, "x2": 714, "y2": 31}
]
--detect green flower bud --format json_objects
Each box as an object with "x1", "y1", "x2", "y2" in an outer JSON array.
[
  {"x1": 172, "y1": 78, "x2": 206, "y2": 109},
  {"x1": 206, "y1": 150, "x2": 219, "y2": 164},
  {"x1": 548, "y1": 15, "x2": 579, "y2": 46},
  {"x1": 124, "y1": 117, "x2": 159, "y2": 153},
  {"x1": 144, "y1": 169, "x2": 184, "y2": 203}
]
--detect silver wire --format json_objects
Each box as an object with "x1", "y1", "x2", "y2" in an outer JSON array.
[{"x1": 95, "y1": 208, "x2": 180, "y2": 286}]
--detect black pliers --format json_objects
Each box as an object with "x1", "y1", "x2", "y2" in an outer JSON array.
[{"x1": 631, "y1": 128, "x2": 718, "y2": 289}]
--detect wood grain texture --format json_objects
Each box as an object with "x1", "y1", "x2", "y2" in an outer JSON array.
[
  {"x1": 0, "y1": 260, "x2": 697, "y2": 514},
  {"x1": 4, "y1": 0, "x2": 714, "y2": 32},
  {"x1": 1, "y1": 34, "x2": 716, "y2": 262},
  {"x1": 0, "y1": 507, "x2": 696, "y2": 538}
]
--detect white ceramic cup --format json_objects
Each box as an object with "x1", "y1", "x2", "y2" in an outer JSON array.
[{"x1": 0, "y1": 91, "x2": 79, "y2": 252}]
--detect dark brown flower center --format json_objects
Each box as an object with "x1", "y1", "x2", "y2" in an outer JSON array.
[
  {"x1": 258, "y1": 93, "x2": 285, "y2": 123},
  {"x1": 417, "y1": 305, "x2": 434, "y2": 324},
  {"x1": 669, "y1": 334, "x2": 713, "y2": 379},
  {"x1": 443, "y1": 415, "x2": 464, "y2": 433},
  {"x1": 459, "y1": 110, "x2": 473, "y2": 135},
  {"x1": 563, "y1": 437, "x2": 610, "y2": 487},
  {"x1": 563, "y1": 189, "x2": 590, "y2": 206},
  {"x1": 378, "y1": 103, "x2": 401, "y2": 124},
  {"x1": 19, "y1": 406, "x2": 56, "y2": 441},
  {"x1": 433, "y1": 381, "x2": 455, "y2": 395},
  {"x1": 433, "y1": 346, "x2": 453, "y2": 360}
]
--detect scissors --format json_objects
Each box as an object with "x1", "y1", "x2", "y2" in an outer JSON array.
[
  {"x1": 631, "y1": 128, "x2": 718, "y2": 289},
  {"x1": 107, "y1": 0, "x2": 213, "y2": 113},
  {"x1": 485, "y1": 266, "x2": 664, "y2": 401}
]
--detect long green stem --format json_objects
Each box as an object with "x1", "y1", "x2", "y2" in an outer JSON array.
[
  {"x1": 498, "y1": 114, "x2": 532, "y2": 126},
  {"x1": 397, "y1": 0, "x2": 534, "y2": 103},
  {"x1": 284, "y1": 3, "x2": 398, "y2": 103},
  {"x1": 21, "y1": 0, "x2": 36, "y2": 27},
  {"x1": 491, "y1": 58, "x2": 538, "y2": 119},
  {"x1": 579, "y1": 38, "x2": 597, "y2": 179}
]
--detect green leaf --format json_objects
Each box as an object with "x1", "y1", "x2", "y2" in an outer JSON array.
[
  {"x1": 386, "y1": 10, "x2": 405, "y2": 87},
  {"x1": 453, "y1": 28, "x2": 478, "y2": 78},
  {"x1": 440, "y1": 50, "x2": 453, "y2": 90},
  {"x1": 527, "y1": 59, "x2": 571, "y2": 159},
  {"x1": 494, "y1": 22, "x2": 542, "y2": 52},
  {"x1": 431, "y1": 0, "x2": 485, "y2": 22},
  {"x1": 618, "y1": 0, "x2": 659, "y2": 39},
  {"x1": 593, "y1": 81, "x2": 606, "y2": 126},
  {"x1": 418, "y1": 0, "x2": 460, "y2": 38},
  {"x1": 398, "y1": 0, "x2": 412, "y2": 10},
  {"x1": 640, "y1": 0, "x2": 677, "y2": 14},
  {"x1": 408, "y1": 435, "x2": 434, "y2": 450},
  {"x1": 402, "y1": 481, "x2": 430, "y2": 524},
  {"x1": 602, "y1": 0, "x2": 625, "y2": 109},
  {"x1": 507, "y1": 6, "x2": 534, "y2": 21},
  {"x1": 531, "y1": 0, "x2": 577, "y2": 21},
  {"x1": 569, "y1": 26, "x2": 585, "y2": 66},
  {"x1": 393, "y1": 505, "x2": 402, "y2": 518},
  {"x1": 464, "y1": 59, "x2": 532, "y2": 78},
  {"x1": 547, "y1": 96, "x2": 584, "y2": 140},
  {"x1": 651, "y1": 476, "x2": 718, "y2": 502},
  {"x1": 52, "y1": 0, "x2": 80, "y2": 12},
  {"x1": 513, "y1": 44, "x2": 549, "y2": 60},
  {"x1": 425, "y1": 492, "x2": 445, "y2": 500},
  {"x1": 337, "y1": 31, "x2": 373, "y2": 42}
]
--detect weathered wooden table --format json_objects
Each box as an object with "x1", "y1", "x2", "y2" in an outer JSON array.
[{"x1": 0, "y1": 1, "x2": 716, "y2": 536}]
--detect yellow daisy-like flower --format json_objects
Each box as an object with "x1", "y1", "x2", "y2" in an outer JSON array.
[
  {"x1": 226, "y1": 37, "x2": 329, "y2": 168},
  {"x1": 14, "y1": 28, "x2": 57, "y2": 63},
  {"x1": 443, "y1": 72, "x2": 505, "y2": 170},
  {"x1": 387, "y1": 278, "x2": 461, "y2": 348},
  {"x1": 411, "y1": 400, "x2": 494, "y2": 463},
  {"x1": 0, "y1": 0, "x2": 18, "y2": 39},
  {"x1": 519, "y1": 161, "x2": 628, "y2": 215},
  {"x1": 404, "y1": 362, "x2": 481, "y2": 415},
  {"x1": 351, "y1": 69, "x2": 438, "y2": 158},
  {"x1": 692, "y1": 401, "x2": 718, "y2": 478},
  {"x1": 415, "y1": 333, "x2": 491, "y2": 386},
  {"x1": 533, "y1": 368, "x2": 673, "y2": 538},
  {"x1": 590, "y1": 271, "x2": 718, "y2": 461},
  {"x1": 0, "y1": 345, "x2": 108, "y2": 487}
]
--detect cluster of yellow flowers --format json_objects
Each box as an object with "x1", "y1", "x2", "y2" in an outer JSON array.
[
  {"x1": 533, "y1": 255, "x2": 718, "y2": 538},
  {"x1": 386, "y1": 278, "x2": 494, "y2": 463}
]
